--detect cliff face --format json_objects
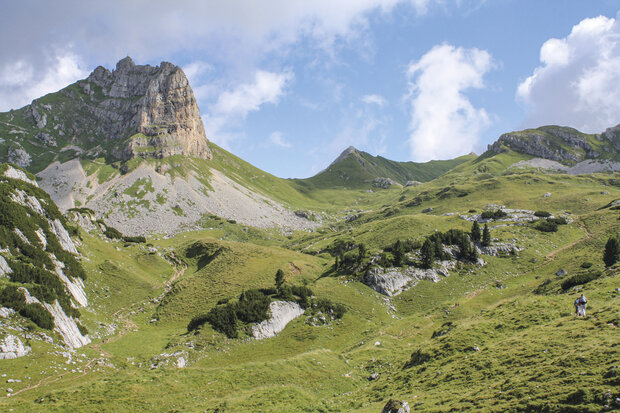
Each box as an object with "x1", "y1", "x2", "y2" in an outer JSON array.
[
  {"x1": 486, "y1": 125, "x2": 620, "y2": 164},
  {"x1": 0, "y1": 57, "x2": 211, "y2": 172},
  {"x1": 83, "y1": 57, "x2": 211, "y2": 160}
]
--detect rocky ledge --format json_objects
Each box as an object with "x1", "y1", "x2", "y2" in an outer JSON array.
[{"x1": 251, "y1": 301, "x2": 305, "y2": 339}]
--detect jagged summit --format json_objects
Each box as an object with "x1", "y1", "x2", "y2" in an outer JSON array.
[
  {"x1": 0, "y1": 57, "x2": 211, "y2": 172},
  {"x1": 330, "y1": 146, "x2": 360, "y2": 166}
]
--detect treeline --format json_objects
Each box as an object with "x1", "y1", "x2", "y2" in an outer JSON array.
[{"x1": 187, "y1": 269, "x2": 346, "y2": 338}]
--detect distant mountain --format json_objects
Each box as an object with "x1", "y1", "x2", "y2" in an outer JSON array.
[
  {"x1": 300, "y1": 146, "x2": 476, "y2": 189},
  {"x1": 0, "y1": 57, "x2": 210, "y2": 173},
  {"x1": 486, "y1": 124, "x2": 620, "y2": 164}
]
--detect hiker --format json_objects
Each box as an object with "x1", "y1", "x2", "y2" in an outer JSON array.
[
  {"x1": 578, "y1": 294, "x2": 587, "y2": 317},
  {"x1": 574, "y1": 296, "x2": 580, "y2": 316}
]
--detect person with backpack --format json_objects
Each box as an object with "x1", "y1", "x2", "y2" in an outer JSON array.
[
  {"x1": 577, "y1": 294, "x2": 587, "y2": 317},
  {"x1": 574, "y1": 296, "x2": 580, "y2": 316}
]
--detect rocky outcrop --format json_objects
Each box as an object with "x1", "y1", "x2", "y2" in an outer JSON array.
[
  {"x1": 3, "y1": 164, "x2": 38, "y2": 186},
  {"x1": 373, "y1": 177, "x2": 396, "y2": 189},
  {"x1": 7, "y1": 147, "x2": 31, "y2": 168},
  {"x1": 53, "y1": 258, "x2": 88, "y2": 307},
  {"x1": 84, "y1": 57, "x2": 211, "y2": 161},
  {"x1": 382, "y1": 399, "x2": 410, "y2": 413},
  {"x1": 364, "y1": 261, "x2": 456, "y2": 296},
  {"x1": 486, "y1": 126, "x2": 608, "y2": 164},
  {"x1": 0, "y1": 307, "x2": 15, "y2": 318},
  {"x1": 48, "y1": 219, "x2": 78, "y2": 254},
  {"x1": 0, "y1": 335, "x2": 30, "y2": 359},
  {"x1": 0, "y1": 255, "x2": 11, "y2": 277},
  {"x1": 251, "y1": 301, "x2": 304, "y2": 339}
]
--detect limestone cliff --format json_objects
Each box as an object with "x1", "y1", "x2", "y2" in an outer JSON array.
[{"x1": 84, "y1": 57, "x2": 211, "y2": 160}]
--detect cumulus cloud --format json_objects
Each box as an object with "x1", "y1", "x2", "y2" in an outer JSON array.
[
  {"x1": 0, "y1": 52, "x2": 88, "y2": 111},
  {"x1": 406, "y1": 44, "x2": 494, "y2": 161},
  {"x1": 268, "y1": 131, "x2": 292, "y2": 148},
  {"x1": 204, "y1": 70, "x2": 294, "y2": 147},
  {"x1": 517, "y1": 13, "x2": 620, "y2": 133},
  {"x1": 362, "y1": 94, "x2": 387, "y2": 106},
  {"x1": 0, "y1": 0, "x2": 440, "y2": 110}
]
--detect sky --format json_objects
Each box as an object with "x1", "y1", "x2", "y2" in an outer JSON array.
[{"x1": 1, "y1": 1, "x2": 619, "y2": 178}]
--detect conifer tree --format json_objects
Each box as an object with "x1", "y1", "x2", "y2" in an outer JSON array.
[
  {"x1": 471, "y1": 221, "x2": 481, "y2": 243},
  {"x1": 603, "y1": 236, "x2": 619, "y2": 267},
  {"x1": 275, "y1": 269, "x2": 285, "y2": 292},
  {"x1": 357, "y1": 243, "x2": 367, "y2": 264},
  {"x1": 482, "y1": 224, "x2": 491, "y2": 247},
  {"x1": 421, "y1": 238, "x2": 434, "y2": 269},
  {"x1": 393, "y1": 240, "x2": 405, "y2": 267}
]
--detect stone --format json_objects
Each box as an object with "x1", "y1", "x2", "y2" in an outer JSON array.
[
  {"x1": 7, "y1": 147, "x2": 31, "y2": 168},
  {"x1": 422, "y1": 207, "x2": 433, "y2": 213},
  {"x1": 251, "y1": 301, "x2": 304, "y2": 339},
  {"x1": 373, "y1": 177, "x2": 396, "y2": 189},
  {"x1": 0, "y1": 335, "x2": 30, "y2": 359},
  {"x1": 382, "y1": 399, "x2": 410, "y2": 413},
  {"x1": 48, "y1": 219, "x2": 79, "y2": 254},
  {"x1": 35, "y1": 132, "x2": 56, "y2": 146},
  {"x1": 543, "y1": 192, "x2": 552, "y2": 198},
  {"x1": 556, "y1": 269, "x2": 567, "y2": 276},
  {"x1": 3, "y1": 165, "x2": 38, "y2": 186},
  {"x1": 0, "y1": 255, "x2": 12, "y2": 278}
]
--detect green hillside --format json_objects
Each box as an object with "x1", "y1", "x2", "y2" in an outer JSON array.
[{"x1": 297, "y1": 146, "x2": 476, "y2": 189}]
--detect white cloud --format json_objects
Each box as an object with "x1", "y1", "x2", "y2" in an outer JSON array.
[
  {"x1": 204, "y1": 69, "x2": 294, "y2": 147},
  {"x1": 268, "y1": 131, "x2": 292, "y2": 148},
  {"x1": 0, "y1": 52, "x2": 88, "y2": 111},
  {"x1": 517, "y1": 13, "x2": 620, "y2": 133},
  {"x1": 362, "y1": 94, "x2": 387, "y2": 106},
  {"x1": 406, "y1": 44, "x2": 494, "y2": 161}
]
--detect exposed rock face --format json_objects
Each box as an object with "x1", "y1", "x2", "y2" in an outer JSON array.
[
  {"x1": 0, "y1": 255, "x2": 12, "y2": 277},
  {"x1": 84, "y1": 57, "x2": 211, "y2": 160},
  {"x1": 373, "y1": 177, "x2": 396, "y2": 189},
  {"x1": 251, "y1": 301, "x2": 304, "y2": 339},
  {"x1": 0, "y1": 335, "x2": 30, "y2": 359},
  {"x1": 382, "y1": 399, "x2": 410, "y2": 413},
  {"x1": 43, "y1": 299, "x2": 91, "y2": 349},
  {"x1": 7, "y1": 147, "x2": 31, "y2": 168},
  {"x1": 3, "y1": 164, "x2": 38, "y2": 186},
  {"x1": 487, "y1": 125, "x2": 613, "y2": 164},
  {"x1": 48, "y1": 218, "x2": 79, "y2": 254},
  {"x1": 364, "y1": 261, "x2": 456, "y2": 296}
]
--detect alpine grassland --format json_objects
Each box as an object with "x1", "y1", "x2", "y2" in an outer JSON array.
[{"x1": 1, "y1": 147, "x2": 618, "y2": 412}]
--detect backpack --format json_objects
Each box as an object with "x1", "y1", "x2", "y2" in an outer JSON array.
[{"x1": 579, "y1": 296, "x2": 587, "y2": 305}]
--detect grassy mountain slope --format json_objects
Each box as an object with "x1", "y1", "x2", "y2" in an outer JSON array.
[
  {"x1": 1, "y1": 151, "x2": 618, "y2": 411},
  {"x1": 297, "y1": 146, "x2": 476, "y2": 189}
]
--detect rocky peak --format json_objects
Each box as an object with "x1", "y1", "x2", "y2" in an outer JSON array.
[
  {"x1": 330, "y1": 146, "x2": 361, "y2": 167},
  {"x1": 81, "y1": 57, "x2": 211, "y2": 160},
  {"x1": 486, "y1": 125, "x2": 612, "y2": 164}
]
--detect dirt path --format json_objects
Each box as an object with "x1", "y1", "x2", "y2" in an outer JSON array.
[
  {"x1": 6, "y1": 265, "x2": 187, "y2": 399},
  {"x1": 545, "y1": 220, "x2": 591, "y2": 261}
]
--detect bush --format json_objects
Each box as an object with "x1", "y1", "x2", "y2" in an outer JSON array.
[
  {"x1": 547, "y1": 217, "x2": 567, "y2": 225},
  {"x1": 561, "y1": 271, "x2": 602, "y2": 290},
  {"x1": 604, "y1": 236, "x2": 620, "y2": 267},
  {"x1": 535, "y1": 220, "x2": 558, "y2": 232},
  {"x1": 207, "y1": 304, "x2": 239, "y2": 338},
  {"x1": 19, "y1": 303, "x2": 53, "y2": 330},
  {"x1": 580, "y1": 262, "x2": 593, "y2": 269},
  {"x1": 76, "y1": 321, "x2": 89, "y2": 336},
  {"x1": 480, "y1": 210, "x2": 507, "y2": 220},
  {"x1": 103, "y1": 225, "x2": 123, "y2": 240},
  {"x1": 534, "y1": 210, "x2": 551, "y2": 218},
  {"x1": 235, "y1": 289, "x2": 270, "y2": 323},
  {"x1": 312, "y1": 298, "x2": 346, "y2": 319},
  {"x1": 122, "y1": 236, "x2": 146, "y2": 243}
]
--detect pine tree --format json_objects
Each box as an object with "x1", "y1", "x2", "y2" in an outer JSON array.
[
  {"x1": 433, "y1": 236, "x2": 445, "y2": 260},
  {"x1": 603, "y1": 236, "x2": 619, "y2": 267},
  {"x1": 471, "y1": 221, "x2": 481, "y2": 243},
  {"x1": 482, "y1": 224, "x2": 491, "y2": 247},
  {"x1": 421, "y1": 238, "x2": 434, "y2": 269},
  {"x1": 275, "y1": 269, "x2": 285, "y2": 292},
  {"x1": 393, "y1": 240, "x2": 405, "y2": 267},
  {"x1": 357, "y1": 243, "x2": 367, "y2": 264}
]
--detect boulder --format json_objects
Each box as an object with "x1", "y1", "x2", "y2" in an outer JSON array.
[
  {"x1": 382, "y1": 399, "x2": 410, "y2": 413},
  {"x1": 0, "y1": 335, "x2": 30, "y2": 359}
]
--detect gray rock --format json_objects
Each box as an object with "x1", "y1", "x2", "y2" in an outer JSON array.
[
  {"x1": 0, "y1": 255, "x2": 12, "y2": 278},
  {"x1": 34, "y1": 132, "x2": 56, "y2": 146},
  {"x1": 422, "y1": 207, "x2": 433, "y2": 213},
  {"x1": 556, "y1": 269, "x2": 567, "y2": 276},
  {"x1": 31, "y1": 105, "x2": 47, "y2": 128},
  {"x1": 7, "y1": 147, "x2": 31, "y2": 168},
  {"x1": 543, "y1": 192, "x2": 552, "y2": 198},
  {"x1": 251, "y1": 301, "x2": 304, "y2": 339},
  {"x1": 0, "y1": 335, "x2": 30, "y2": 359},
  {"x1": 373, "y1": 177, "x2": 396, "y2": 189},
  {"x1": 404, "y1": 180, "x2": 421, "y2": 187},
  {"x1": 382, "y1": 399, "x2": 410, "y2": 413}
]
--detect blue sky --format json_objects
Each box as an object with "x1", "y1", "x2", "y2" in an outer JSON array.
[{"x1": 1, "y1": 1, "x2": 619, "y2": 178}]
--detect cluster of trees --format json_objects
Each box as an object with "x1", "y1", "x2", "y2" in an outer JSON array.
[
  {"x1": 0, "y1": 178, "x2": 88, "y2": 328},
  {"x1": 535, "y1": 217, "x2": 567, "y2": 233},
  {"x1": 480, "y1": 209, "x2": 507, "y2": 220},
  {"x1": 188, "y1": 269, "x2": 346, "y2": 338},
  {"x1": 420, "y1": 225, "x2": 486, "y2": 269}
]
